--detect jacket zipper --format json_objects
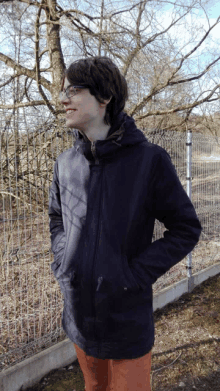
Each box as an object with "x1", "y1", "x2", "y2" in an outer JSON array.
[
  {"x1": 90, "y1": 142, "x2": 103, "y2": 343},
  {"x1": 96, "y1": 276, "x2": 103, "y2": 291},
  {"x1": 91, "y1": 141, "x2": 99, "y2": 165},
  {"x1": 92, "y1": 182, "x2": 103, "y2": 341},
  {"x1": 90, "y1": 140, "x2": 102, "y2": 293}
]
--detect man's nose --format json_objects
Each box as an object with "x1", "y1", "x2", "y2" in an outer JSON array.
[{"x1": 60, "y1": 94, "x2": 70, "y2": 104}]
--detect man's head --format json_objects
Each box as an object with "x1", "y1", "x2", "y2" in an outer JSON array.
[{"x1": 62, "y1": 56, "x2": 128, "y2": 126}]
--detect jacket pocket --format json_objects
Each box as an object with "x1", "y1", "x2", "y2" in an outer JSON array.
[
  {"x1": 51, "y1": 260, "x2": 61, "y2": 275},
  {"x1": 105, "y1": 255, "x2": 143, "y2": 317},
  {"x1": 51, "y1": 239, "x2": 67, "y2": 279},
  {"x1": 59, "y1": 270, "x2": 82, "y2": 330},
  {"x1": 121, "y1": 254, "x2": 141, "y2": 291}
]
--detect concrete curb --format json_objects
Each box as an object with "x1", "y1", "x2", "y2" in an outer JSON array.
[
  {"x1": 1, "y1": 262, "x2": 220, "y2": 391},
  {"x1": 0, "y1": 340, "x2": 77, "y2": 391},
  {"x1": 153, "y1": 261, "x2": 220, "y2": 311}
]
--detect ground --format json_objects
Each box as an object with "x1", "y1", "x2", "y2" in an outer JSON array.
[{"x1": 24, "y1": 272, "x2": 220, "y2": 391}]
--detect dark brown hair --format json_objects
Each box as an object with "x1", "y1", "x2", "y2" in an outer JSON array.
[{"x1": 63, "y1": 56, "x2": 128, "y2": 126}]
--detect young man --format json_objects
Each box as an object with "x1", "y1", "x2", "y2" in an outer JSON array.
[{"x1": 49, "y1": 56, "x2": 202, "y2": 391}]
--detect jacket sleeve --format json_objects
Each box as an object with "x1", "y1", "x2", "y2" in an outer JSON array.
[
  {"x1": 130, "y1": 149, "x2": 203, "y2": 289},
  {"x1": 48, "y1": 160, "x2": 66, "y2": 268}
]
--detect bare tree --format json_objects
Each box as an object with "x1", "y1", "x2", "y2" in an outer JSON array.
[{"x1": 0, "y1": 0, "x2": 219, "y2": 126}]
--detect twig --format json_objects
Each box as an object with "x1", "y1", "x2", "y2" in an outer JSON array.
[{"x1": 152, "y1": 351, "x2": 182, "y2": 373}]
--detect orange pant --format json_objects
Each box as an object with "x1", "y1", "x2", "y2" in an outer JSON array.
[{"x1": 74, "y1": 343, "x2": 152, "y2": 391}]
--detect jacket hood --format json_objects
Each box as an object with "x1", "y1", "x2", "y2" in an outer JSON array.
[{"x1": 73, "y1": 112, "x2": 147, "y2": 163}]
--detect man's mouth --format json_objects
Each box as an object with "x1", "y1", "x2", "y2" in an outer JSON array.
[{"x1": 66, "y1": 109, "x2": 77, "y2": 113}]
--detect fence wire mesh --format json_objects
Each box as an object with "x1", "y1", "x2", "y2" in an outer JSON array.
[{"x1": 0, "y1": 112, "x2": 219, "y2": 371}]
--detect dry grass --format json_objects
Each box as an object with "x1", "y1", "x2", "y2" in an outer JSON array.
[{"x1": 151, "y1": 272, "x2": 220, "y2": 390}]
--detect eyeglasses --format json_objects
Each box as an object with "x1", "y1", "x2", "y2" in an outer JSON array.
[{"x1": 59, "y1": 85, "x2": 89, "y2": 100}]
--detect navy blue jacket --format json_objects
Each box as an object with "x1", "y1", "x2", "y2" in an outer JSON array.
[{"x1": 48, "y1": 112, "x2": 202, "y2": 359}]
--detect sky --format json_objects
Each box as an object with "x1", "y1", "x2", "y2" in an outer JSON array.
[
  {"x1": 209, "y1": 2, "x2": 220, "y2": 18},
  {"x1": 202, "y1": 2, "x2": 220, "y2": 41}
]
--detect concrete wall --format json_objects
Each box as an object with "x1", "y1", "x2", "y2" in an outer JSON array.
[{"x1": 1, "y1": 262, "x2": 220, "y2": 391}]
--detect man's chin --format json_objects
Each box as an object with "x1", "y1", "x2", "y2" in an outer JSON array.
[{"x1": 66, "y1": 120, "x2": 77, "y2": 128}]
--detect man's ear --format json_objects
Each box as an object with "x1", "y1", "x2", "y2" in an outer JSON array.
[{"x1": 100, "y1": 96, "x2": 112, "y2": 107}]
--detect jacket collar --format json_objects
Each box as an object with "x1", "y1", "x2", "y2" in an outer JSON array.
[{"x1": 73, "y1": 112, "x2": 147, "y2": 163}]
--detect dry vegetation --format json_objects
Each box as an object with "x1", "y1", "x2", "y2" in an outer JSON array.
[{"x1": 152, "y1": 273, "x2": 220, "y2": 391}]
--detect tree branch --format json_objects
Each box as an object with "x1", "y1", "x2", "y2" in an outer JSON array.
[
  {"x1": 0, "y1": 100, "x2": 50, "y2": 109},
  {"x1": 24, "y1": 77, "x2": 32, "y2": 102},
  {"x1": 130, "y1": 49, "x2": 220, "y2": 115},
  {"x1": 122, "y1": 3, "x2": 193, "y2": 76},
  {"x1": 132, "y1": 84, "x2": 220, "y2": 119},
  {"x1": 108, "y1": 1, "x2": 147, "y2": 21},
  {"x1": 98, "y1": 0, "x2": 105, "y2": 56},
  {"x1": 0, "y1": 75, "x2": 18, "y2": 88},
  {"x1": 57, "y1": 4, "x2": 116, "y2": 54},
  {"x1": 35, "y1": 0, "x2": 56, "y2": 115},
  {"x1": 0, "y1": 0, "x2": 46, "y2": 9},
  {"x1": 56, "y1": 6, "x2": 96, "y2": 22},
  {"x1": 0, "y1": 52, "x2": 51, "y2": 91},
  {"x1": 122, "y1": 0, "x2": 146, "y2": 75},
  {"x1": 55, "y1": 1, "x2": 147, "y2": 22},
  {"x1": 39, "y1": 48, "x2": 49, "y2": 59},
  {"x1": 169, "y1": 55, "x2": 220, "y2": 86},
  {"x1": 167, "y1": 15, "x2": 220, "y2": 85}
]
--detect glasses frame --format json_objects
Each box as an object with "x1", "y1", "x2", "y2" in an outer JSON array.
[{"x1": 59, "y1": 85, "x2": 89, "y2": 100}]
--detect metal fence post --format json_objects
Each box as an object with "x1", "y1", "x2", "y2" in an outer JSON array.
[{"x1": 186, "y1": 130, "x2": 194, "y2": 292}]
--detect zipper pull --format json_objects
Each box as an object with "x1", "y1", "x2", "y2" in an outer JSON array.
[
  {"x1": 96, "y1": 276, "x2": 103, "y2": 291},
  {"x1": 91, "y1": 141, "x2": 99, "y2": 164}
]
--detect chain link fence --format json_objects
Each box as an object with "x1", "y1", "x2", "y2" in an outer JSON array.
[{"x1": 0, "y1": 112, "x2": 219, "y2": 371}]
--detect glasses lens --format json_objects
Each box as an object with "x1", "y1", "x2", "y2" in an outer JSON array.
[
  {"x1": 66, "y1": 86, "x2": 76, "y2": 98},
  {"x1": 60, "y1": 86, "x2": 87, "y2": 100},
  {"x1": 59, "y1": 86, "x2": 74, "y2": 100}
]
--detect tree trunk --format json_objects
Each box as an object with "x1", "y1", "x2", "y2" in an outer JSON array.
[{"x1": 45, "y1": 0, "x2": 65, "y2": 113}]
